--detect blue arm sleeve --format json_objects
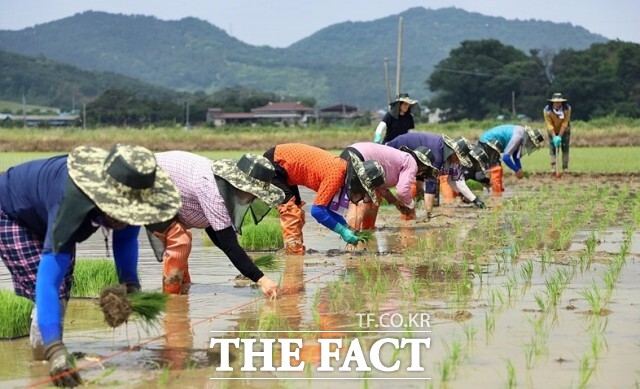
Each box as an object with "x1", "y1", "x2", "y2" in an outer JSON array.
[
  {"x1": 35, "y1": 251, "x2": 71, "y2": 345},
  {"x1": 502, "y1": 154, "x2": 519, "y2": 172},
  {"x1": 513, "y1": 156, "x2": 522, "y2": 171},
  {"x1": 112, "y1": 226, "x2": 140, "y2": 285},
  {"x1": 310, "y1": 205, "x2": 346, "y2": 230}
]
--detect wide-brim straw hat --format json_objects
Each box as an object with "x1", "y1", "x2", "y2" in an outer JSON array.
[
  {"x1": 211, "y1": 154, "x2": 285, "y2": 208},
  {"x1": 68, "y1": 144, "x2": 182, "y2": 225},
  {"x1": 347, "y1": 151, "x2": 386, "y2": 206},
  {"x1": 390, "y1": 93, "x2": 421, "y2": 118},
  {"x1": 547, "y1": 92, "x2": 567, "y2": 103},
  {"x1": 442, "y1": 134, "x2": 473, "y2": 168}
]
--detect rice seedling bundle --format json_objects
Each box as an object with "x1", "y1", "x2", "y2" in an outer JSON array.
[
  {"x1": 71, "y1": 259, "x2": 119, "y2": 298},
  {"x1": 0, "y1": 290, "x2": 34, "y2": 339},
  {"x1": 99, "y1": 285, "x2": 169, "y2": 328}
]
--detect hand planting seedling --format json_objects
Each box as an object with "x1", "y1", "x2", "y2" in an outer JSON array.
[
  {"x1": 99, "y1": 284, "x2": 169, "y2": 328},
  {"x1": 355, "y1": 230, "x2": 374, "y2": 244}
]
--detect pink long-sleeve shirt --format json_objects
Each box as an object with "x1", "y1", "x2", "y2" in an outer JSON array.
[{"x1": 348, "y1": 142, "x2": 418, "y2": 206}]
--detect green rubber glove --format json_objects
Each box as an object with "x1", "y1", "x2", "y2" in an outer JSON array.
[{"x1": 332, "y1": 223, "x2": 358, "y2": 244}]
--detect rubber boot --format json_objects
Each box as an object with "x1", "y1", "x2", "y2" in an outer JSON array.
[
  {"x1": 277, "y1": 198, "x2": 306, "y2": 255},
  {"x1": 157, "y1": 221, "x2": 193, "y2": 294},
  {"x1": 439, "y1": 175, "x2": 456, "y2": 203},
  {"x1": 347, "y1": 195, "x2": 380, "y2": 230},
  {"x1": 490, "y1": 165, "x2": 504, "y2": 194}
]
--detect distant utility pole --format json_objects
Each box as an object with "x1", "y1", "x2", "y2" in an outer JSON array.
[
  {"x1": 82, "y1": 103, "x2": 86, "y2": 129},
  {"x1": 22, "y1": 90, "x2": 26, "y2": 128},
  {"x1": 511, "y1": 90, "x2": 516, "y2": 117},
  {"x1": 383, "y1": 57, "x2": 391, "y2": 104},
  {"x1": 395, "y1": 16, "x2": 403, "y2": 96},
  {"x1": 185, "y1": 101, "x2": 190, "y2": 128}
]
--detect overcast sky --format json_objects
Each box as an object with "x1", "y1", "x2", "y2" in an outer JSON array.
[{"x1": 1, "y1": 0, "x2": 638, "y2": 47}]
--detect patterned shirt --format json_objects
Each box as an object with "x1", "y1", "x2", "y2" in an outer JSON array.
[
  {"x1": 349, "y1": 142, "x2": 417, "y2": 206},
  {"x1": 274, "y1": 144, "x2": 347, "y2": 206},
  {"x1": 155, "y1": 151, "x2": 232, "y2": 231}
]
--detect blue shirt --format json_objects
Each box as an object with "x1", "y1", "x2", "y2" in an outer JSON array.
[{"x1": 479, "y1": 124, "x2": 515, "y2": 152}]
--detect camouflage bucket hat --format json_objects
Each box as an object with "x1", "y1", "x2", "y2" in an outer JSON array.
[
  {"x1": 347, "y1": 151, "x2": 385, "y2": 206},
  {"x1": 68, "y1": 144, "x2": 182, "y2": 225},
  {"x1": 485, "y1": 139, "x2": 503, "y2": 154},
  {"x1": 211, "y1": 154, "x2": 285, "y2": 208},
  {"x1": 470, "y1": 145, "x2": 490, "y2": 175},
  {"x1": 525, "y1": 126, "x2": 545, "y2": 148},
  {"x1": 400, "y1": 145, "x2": 438, "y2": 172},
  {"x1": 442, "y1": 134, "x2": 473, "y2": 168}
]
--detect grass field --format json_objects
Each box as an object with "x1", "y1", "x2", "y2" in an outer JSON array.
[{"x1": 1, "y1": 147, "x2": 638, "y2": 174}]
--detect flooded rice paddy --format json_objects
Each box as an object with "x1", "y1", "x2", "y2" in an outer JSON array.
[{"x1": 1, "y1": 174, "x2": 639, "y2": 388}]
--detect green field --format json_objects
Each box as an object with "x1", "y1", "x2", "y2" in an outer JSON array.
[
  {"x1": 0, "y1": 99, "x2": 59, "y2": 114},
  {"x1": 1, "y1": 147, "x2": 638, "y2": 174}
]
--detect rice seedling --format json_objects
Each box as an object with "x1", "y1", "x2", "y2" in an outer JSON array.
[
  {"x1": 484, "y1": 312, "x2": 496, "y2": 340},
  {"x1": 505, "y1": 359, "x2": 516, "y2": 389},
  {"x1": 578, "y1": 355, "x2": 595, "y2": 389},
  {"x1": 71, "y1": 259, "x2": 119, "y2": 298},
  {"x1": 519, "y1": 260, "x2": 533, "y2": 286},
  {"x1": 238, "y1": 220, "x2": 283, "y2": 250},
  {"x1": 253, "y1": 254, "x2": 279, "y2": 270},
  {"x1": 462, "y1": 324, "x2": 477, "y2": 344},
  {"x1": 579, "y1": 282, "x2": 605, "y2": 315},
  {"x1": 585, "y1": 232, "x2": 597, "y2": 257},
  {"x1": 157, "y1": 364, "x2": 171, "y2": 387},
  {"x1": 601, "y1": 268, "x2": 618, "y2": 300},
  {"x1": 99, "y1": 284, "x2": 169, "y2": 328},
  {"x1": 503, "y1": 273, "x2": 517, "y2": 304},
  {"x1": 355, "y1": 230, "x2": 374, "y2": 244},
  {"x1": 487, "y1": 287, "x2": 504, "y2": 313},
  {"x1": 0, "y1": 290, "x2": 34, "y2": 339},
  {"x1": 534, "y1": 293, "x2": 546, "y2": 312}
]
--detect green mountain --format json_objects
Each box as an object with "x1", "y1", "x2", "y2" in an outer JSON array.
[
  {"x1": 0, "y1": 50, "x2": 186, "y2": 110},
  {"x1": 0, "y1": 8, "x2": 607, "y2": 109}
]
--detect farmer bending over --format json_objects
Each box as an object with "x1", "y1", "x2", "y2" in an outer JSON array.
[
  {"x1": 0, "y1": 144, "x2": 181, "y2": 387},
  {"x1": 388, "y1": 133, "x2": 488, "y2": 215},
  {"x1": 148, "y1": 152, "x2": 285, "y2": 296},
  {"x1": 264, "y1": 143, "x2": 385, "y2": 254},
  {"x1": 342, "y1": 142, "x2": 437, "y2": 229},
  {"x1": 478, "y1": 124, "x2": 545, "y2": 194}
]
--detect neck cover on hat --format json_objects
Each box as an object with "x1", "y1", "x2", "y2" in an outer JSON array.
[{"x1": 215, "y1": 176, "x2": 272, "y2": 234}]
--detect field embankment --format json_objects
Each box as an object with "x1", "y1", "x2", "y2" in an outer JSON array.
[{"x1": 1, "y1": 118, "x2": 639, "y2": 152}]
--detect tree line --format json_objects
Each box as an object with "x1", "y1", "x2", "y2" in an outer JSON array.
[
  {"x1": 84, "y1": 39, "x2": 638, "y2": 126},
  {"x1": 427, "y1": 39, "x2": 640, "y2": 121},
  {"x1": 5, "y1": 39, "x2": 638, "y2": 127}
]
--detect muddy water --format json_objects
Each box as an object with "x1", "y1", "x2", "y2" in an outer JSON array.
[{"x1": 1, "y1": 182, "x2": 639, "y2": 388}]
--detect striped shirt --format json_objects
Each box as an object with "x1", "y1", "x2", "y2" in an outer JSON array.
[{"x1": 155, "y1": 151, "x2": 232, "y2": 231}]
